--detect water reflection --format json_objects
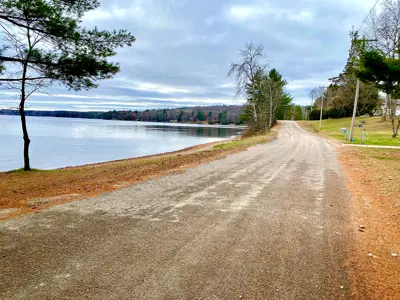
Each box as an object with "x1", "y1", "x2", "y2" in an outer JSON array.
[
  {"x1": 142, "y1": 125, "x2": 242, "y2": 138},
  {"x1": 0, "y1": 116, "x2": 244, "y2": 171}
]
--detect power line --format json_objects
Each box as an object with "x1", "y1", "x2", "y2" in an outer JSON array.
[
  {"x1": 358, "y1": 0, "x2": 381, "y2": 32},
  {"x1": 313, "y1": 0, "x2": 381, "y2": 122},
  {"x1": 349, "y1": 0, "x2": 382, "y2": 142},
  {"x1": 327, "y1": 0, "x2": 381, "y2": 84},
  {"x1": 309, "y1": 0, "x2": 382, "y2": 115}
]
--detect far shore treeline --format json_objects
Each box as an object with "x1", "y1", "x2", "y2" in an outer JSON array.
[{"x1": 0, "y1": 105, "x2": 245, "y2": 125}]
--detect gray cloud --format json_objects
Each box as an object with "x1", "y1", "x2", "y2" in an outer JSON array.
[{"x1": 0, "y1": 0, "x2": 377, "y2": 110}]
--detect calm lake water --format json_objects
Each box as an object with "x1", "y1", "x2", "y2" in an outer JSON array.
[{"x1": 0, "y1": 116, "x2": 244, "y2": 171}]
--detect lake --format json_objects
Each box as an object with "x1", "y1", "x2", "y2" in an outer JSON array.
[{"x1": 0, "y1": 116, "x2": 244, "y2": 172}]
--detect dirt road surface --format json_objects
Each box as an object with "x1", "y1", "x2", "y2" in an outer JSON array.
[{"x1": 0, "y1": 121, "x2": 352, "y2": 300}]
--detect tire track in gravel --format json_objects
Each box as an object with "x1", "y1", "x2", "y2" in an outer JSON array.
[{"x1": 0, "y1": 121, "x2": 353, "y2": 300}]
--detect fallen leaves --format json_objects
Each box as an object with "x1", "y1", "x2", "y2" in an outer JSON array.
[{"x1": 339, "y1": 147, "x2": 400, "y2": 300}]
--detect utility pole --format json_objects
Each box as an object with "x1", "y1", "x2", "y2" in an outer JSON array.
[
  {"x1": 349, "y1": 38, "x2": 377, "y2": 141},
  {"x1": 349, "y1": 79, "x2": 360, "y2": 141},
  {"x1": 310, "y1": 96, "x2": 314, "y2": 120},
  {"x1": 292, "y1": 105, "x2": 295, "y2": 121},
  {"x1": 319, "y1": 86, "x2": 325, "y2": 130},
  {"x1": 319, "y1": 97, "x2": 323, "y2": 130}
]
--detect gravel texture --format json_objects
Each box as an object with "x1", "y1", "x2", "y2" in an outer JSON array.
[{"x1": 0, "y1": 121, "x2": 352, "y2": 300}]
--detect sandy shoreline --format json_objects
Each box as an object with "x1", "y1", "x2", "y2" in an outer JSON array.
[
  {"x1": 59, "y1": 138, "x2": 238, "y2": 171},
  {"x1": 0, "y1": 130, "x2": 277, "y2": 220}
]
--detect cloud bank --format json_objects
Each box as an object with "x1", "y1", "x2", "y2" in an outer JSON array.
[{"x1": 0, "y1": 0, "x2": 377, "y2": 111}]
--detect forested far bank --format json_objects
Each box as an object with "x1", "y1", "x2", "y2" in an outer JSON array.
[
  {"x1": 1, "y1": 102, "x2": 307, "y2": 125},
  {"x1": 0, "y1": 105, "x2": 245, "y2": 125}
]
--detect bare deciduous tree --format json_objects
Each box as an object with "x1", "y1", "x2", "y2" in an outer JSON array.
[
  {"x1": 365, "y1": 0, "x2": 400, "y2": 121},
  {"x1": 228, "y1": 42, "x2": 267, "y2": 123},
  {"x1": 366, "y1": 0, "x2": 400, "y2": 58},
  {"x1": 309, "y1": 88, "x2": 319, "y2": 106},
  {"x1": 310, "y1": 87, "x2": 326, "y2": 110},
  {"x1": 229, "y1": 42, "x2": 288, "y2": 132}
]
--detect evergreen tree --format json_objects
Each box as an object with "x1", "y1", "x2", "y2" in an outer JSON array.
[{"x1": 0, "y1": 0, "x2": 135, "y2": 170}]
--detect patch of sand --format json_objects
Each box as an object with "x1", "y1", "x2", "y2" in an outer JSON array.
[
  {"x1": 0, "y1": 132, "x2": 277, "y2": 220},
  {"x1": 338, "y1": 147, "x2": 400, "y2": 300}
]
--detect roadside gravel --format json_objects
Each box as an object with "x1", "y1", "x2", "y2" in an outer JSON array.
[{"x1": 0, "y1": 121, "x2": 352, "y2": 299}]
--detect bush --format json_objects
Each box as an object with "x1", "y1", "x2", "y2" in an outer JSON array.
[
  {"x1": 310, "y1": 110, "x2": 323, "y2": 120},
  {"x1": 310, "y1": 108, "x2": 353, "y2": 120}
]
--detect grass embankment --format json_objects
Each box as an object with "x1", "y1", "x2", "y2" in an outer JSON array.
[
  {"x1": 301, "y1": 116, "x2": 400, "y2": 146},
  {"x1": 0, "y1": 129, "x2": 278, "y2": 220},
  {"x1": 339, "y1": 148, "x2": 400, "y2": 300}
]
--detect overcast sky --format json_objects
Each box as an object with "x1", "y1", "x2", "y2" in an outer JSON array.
[{"x1": 0, "y1": 0, "x2": 377, "y2": 111}]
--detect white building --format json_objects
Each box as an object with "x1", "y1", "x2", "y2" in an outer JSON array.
[{"x1": 379, "y1": 100, "x2": 400, "y2": 116}]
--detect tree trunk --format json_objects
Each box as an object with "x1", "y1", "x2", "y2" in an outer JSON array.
[
  {"x1": 269, "y1": 98, "x2": 272, "y2": 129},
  {"x1": 19, "y1": 103, "x2": 31, "y2": 171},
  {"x1": 389, "y1": 95, "x2": 395, "y2": 119},
  {"x1": 20, "y1": 60, "x2": 30, "y2": 171},
  {"x1": 252, "y1": 103, "x2": 257, "y2": 122},
  {"x1": 252, "y1": 84, "x2": 258, "y2": 129},
  {"x1": 382, "y1": 95, "x2": 388, "y2": 121},
  {"x1": 392, "y1": 118, "x2": 400, "y2": 138}
]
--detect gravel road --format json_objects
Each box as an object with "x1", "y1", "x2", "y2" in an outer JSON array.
[{"x1": 0, "y1": 121, "x2": 352, "y2": 300}]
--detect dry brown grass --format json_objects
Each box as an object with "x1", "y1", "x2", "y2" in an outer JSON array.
[
  {"x1": 0, "y1": 130, "x2": 277, "y2": 220},
  {"x1": 339, "y1": 147, "x2": 400, "y2": 300}
]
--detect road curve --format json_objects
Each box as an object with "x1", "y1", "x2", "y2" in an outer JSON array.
[{"x1": 0, "y1": 121, "x2": 352, "y2": 300}]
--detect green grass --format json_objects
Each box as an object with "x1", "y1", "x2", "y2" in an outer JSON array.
[
  {"x1": 213, "y1": 141, "x2": 242, "y2": 150},
  {"x1": 372, "y1": 155, "x2": 398, "y2": 160},
  {"x1": 301, "y1": 117, "x2": 400, "y2": 146},
  {"x1": 6, "y1": 168, "x2": 42, "y2": 174},
  {"x1": 213, "y1": 131, "x2": 277, "y2": 150},
  {"x1": 364, "y1": 148, "x2": 400, "y2": 160}
]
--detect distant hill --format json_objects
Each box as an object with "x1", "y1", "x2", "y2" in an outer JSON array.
[{"x1": 0, "y1": 105, "x2": 245, "y2": 125}]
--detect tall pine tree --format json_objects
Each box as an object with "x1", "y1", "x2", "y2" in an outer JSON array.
[{"x1": 0, "y1": 0, "x2": 135, "y2": 170}]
